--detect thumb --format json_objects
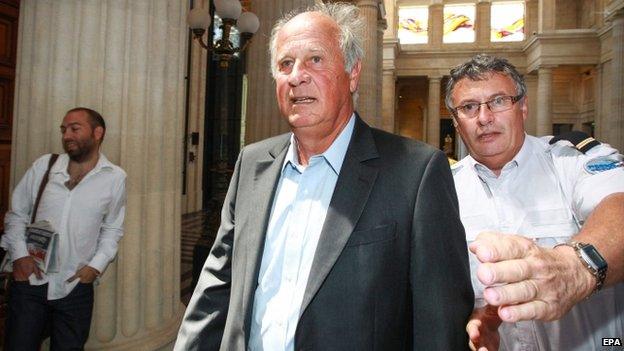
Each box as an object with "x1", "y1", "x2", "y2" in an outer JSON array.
[{"x1": 33, "y1": 265, "x2": 43, "y2": 279}]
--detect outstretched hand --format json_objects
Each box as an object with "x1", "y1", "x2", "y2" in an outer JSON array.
[{"x1": 469, "y1": 231, "x2": 595, "y2": 322}]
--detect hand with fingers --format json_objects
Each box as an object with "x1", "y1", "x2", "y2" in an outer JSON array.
[
  {"x1": 469, "y1": 231, "x2": 596, "y2": 323},
  {"x1": 467, "y1": 304, "x2": 501, "y2": 351},
  {"x1": 67, "y1": 265, "x2": 100, "y2": 284},
  {"x1": 12, "y1": 256, "x2": 42, "y2": 281}
]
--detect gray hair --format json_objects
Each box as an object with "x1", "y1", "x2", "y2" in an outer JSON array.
[
  {"x1": 445, "y1": 54, "x2": 527, "y2": 116},
  {"x1": 269, "y1": 2, "x2": 365, "y2": 78}
]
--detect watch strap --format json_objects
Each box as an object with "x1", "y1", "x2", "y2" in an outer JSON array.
[{"x1": 555, "y1": 241, "x2": 607, "y2": 296}]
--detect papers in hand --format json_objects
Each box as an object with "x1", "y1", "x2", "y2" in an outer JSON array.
[{"x1": 0, "y1": 220, "x2": 60, "y2": 274}]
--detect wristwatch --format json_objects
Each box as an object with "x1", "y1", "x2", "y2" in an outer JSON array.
[{"x1": 556, "y1": 241, "x2": 608, "y2": 295}]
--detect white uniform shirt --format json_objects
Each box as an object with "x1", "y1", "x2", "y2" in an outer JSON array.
[
  {"x1": 1, "y1": 153, "x2": 126, "y2": 300},
  {"x1": 452, "y1": 135, "x2": 624, "y2": 351}
]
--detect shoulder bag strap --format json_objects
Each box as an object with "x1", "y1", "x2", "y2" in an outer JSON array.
[{"x1": 31, "y1": 154, "x2": 59, "y2": 224}]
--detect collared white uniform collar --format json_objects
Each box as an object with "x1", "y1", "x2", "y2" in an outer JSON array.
[{"x1": 466, "y1": 133, "x2": 531, "y2": 179}]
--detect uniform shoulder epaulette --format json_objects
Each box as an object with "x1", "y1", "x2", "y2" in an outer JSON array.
[{"x1": 549, "y1": 130, "x2": 600, "y2": 154}]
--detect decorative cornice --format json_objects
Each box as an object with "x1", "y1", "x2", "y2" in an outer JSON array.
[{"x1": 605, "y1": 0, "x2": 624, "y2": 22}]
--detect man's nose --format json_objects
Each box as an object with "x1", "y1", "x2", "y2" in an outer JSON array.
[
  {"x1": 476, "y1": 103, "x2": 494, "y2": 126},
  {"x1": 288, "y1": 62, "x2": 311, "y2": 86}
]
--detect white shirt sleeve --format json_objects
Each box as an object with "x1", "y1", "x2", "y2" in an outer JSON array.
[
  {"x1": 88, "y1": 174, "x2": 126, "y2": 273},
  {"x1": 1, "y1": 156, "x2": 49, "y2": 261},
  {"x1": 573, "y1": 163, "x2": 624, "y2": 221}
]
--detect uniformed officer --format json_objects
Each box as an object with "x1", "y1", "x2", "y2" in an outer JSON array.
[{"x1": 445, "y1": 54, "x2": 624, "y2": 351}]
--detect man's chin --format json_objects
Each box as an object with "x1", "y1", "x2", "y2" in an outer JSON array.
[{"x1": 66, "y1": 150, "x2": 88, "y2": 162}]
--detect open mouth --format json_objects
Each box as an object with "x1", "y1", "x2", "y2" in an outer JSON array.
[
  {"x1": 290, "y1": 96, "x2": 316, "y2": 104},
  {"x1": 478, "y1": 132, "x2": 500, "y2": 141}
]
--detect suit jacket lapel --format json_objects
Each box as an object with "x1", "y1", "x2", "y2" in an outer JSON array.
[
  {"x1": 299, "y1": 116, "x2": 380, "y2": 316},
  {"x1": 242, "y1": 136, "x2": 290, "y2": 335}
]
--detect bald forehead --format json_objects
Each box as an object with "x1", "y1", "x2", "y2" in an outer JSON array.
[{"x1": 277, "y1": 11, "x2": 340, "y2": 41}]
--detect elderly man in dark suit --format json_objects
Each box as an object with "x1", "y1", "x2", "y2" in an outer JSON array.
[{"x1": 174, "y1": 3, "x2": 473, "y2": 350}]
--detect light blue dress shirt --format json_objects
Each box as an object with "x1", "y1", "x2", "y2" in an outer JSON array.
[{"x1": 248, "y1": 115, "x2": 355, "y2": 351}]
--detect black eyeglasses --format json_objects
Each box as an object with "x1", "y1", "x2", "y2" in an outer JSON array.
[{"x1": 452, "y1": 94, "x2": 524, "y2": 119}]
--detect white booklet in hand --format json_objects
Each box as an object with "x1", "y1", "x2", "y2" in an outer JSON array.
[{"x1": 25, "y1": 220, "x2": 59, "y2": 273}]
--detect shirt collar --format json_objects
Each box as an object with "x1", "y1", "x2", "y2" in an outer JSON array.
[
  {"x1": 51, "y1": 152, "x2": 114, "y2": 175},
  {"x1": 282, "y1": 113, "x2": 356, "y2": 175},
  {"x1": 467, "y1": 133, "x2": 530, "y2": 178}
]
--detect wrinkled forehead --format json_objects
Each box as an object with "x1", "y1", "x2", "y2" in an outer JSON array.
[{"x1": 453, "y1": 72, "x2": 516, "y2": 97}]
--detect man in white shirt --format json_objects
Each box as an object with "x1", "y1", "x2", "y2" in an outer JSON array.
[
  {"x1": 446, "y1": 54, "x2": 624, "y2": 350},
  {"x1": 1, "y1": 107, "x2": 126, "y2": 350}
]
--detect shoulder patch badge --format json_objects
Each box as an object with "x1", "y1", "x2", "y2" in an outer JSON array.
[{"x1": 584, "y1": 156, "x2": 624, "y2": 174}]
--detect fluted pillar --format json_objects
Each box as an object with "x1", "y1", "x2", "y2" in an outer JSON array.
[
  {"x1": 381, "y1": 69, "x2": 396, "y2": 133},
  {"x1": 12, "y1": 1, "x2": 187, "y2": 349},
  {"x1": 536, "y1": 67, "x2": 553, "y2": 136},
  {"x1": 377, "y1": 18, "x2": 386, "y2": 120},
  {"x1": 244, "y1": 0, "x2": 316, "y2": 144},
  {"x1": 427, "y1": 76, "x2": 441, "y2": 148},
  {"x1": 356, "y1": 0, "x2": 380, "y2": 127},
  {"x1": 607, "y1": 10, "x2": 624, "y2": 150}
]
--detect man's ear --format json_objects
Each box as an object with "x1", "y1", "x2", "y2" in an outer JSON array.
[
  {"x1": 349, "y1": 60, "x2": 362, "y2": 93},
  {"x1": 93, "y1": 126, "x2": 105, "y2": 143},
  {"x1": 520, "y1": 96, "x2": 529, "y2": 122}
]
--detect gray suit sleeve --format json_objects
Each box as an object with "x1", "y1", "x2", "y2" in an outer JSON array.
[
  {"x1": 410, "y1": 150, "x2": 474, "y2": 350},
  {"x1": 174, "y1": 150, "x2": 243, "y2": 351}
]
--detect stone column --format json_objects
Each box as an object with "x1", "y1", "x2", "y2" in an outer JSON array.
[
  {"x1": 12, "y1": 1, "x2": 187, "y2": 349},
  {"x1": 377, "y1": 18, "x2": 386, "y2": 120},
  {"x1": 538, "y1": 0, "x2": 556, "y2": 32},
  {"x1": 383, "y1": 0, "x2": 397, "y2": 39},
  {"x1": 524, "y1": 74, "x2": 538, "y2": 136},
  {"x1": 525, "y1": 0, "x2": 539, "y2": 39},
  {"x1": 429, "y1": 4, "x2": 443, "y2": 48},
  {"x1": 244, "y1": 0, "x2": 316, "y2": 144},
  {"x1": 607, "y1": 10, "x2": 624, "y2": 150},
  {"x1": 476, "y1": 1, "x2": 491, "y2": 47},
  {"x1": 536, "y1": 67, "x2": 554, "y2": 136},
  {"x1": 427, "y1": 76, "x2": 441, "y2": 148},
  {"x1": 356, "y1": 0, "x2": 380, "y2": 127},
  {"x1": 381, "y1": 69, "x2": 396, "y2": 133}
]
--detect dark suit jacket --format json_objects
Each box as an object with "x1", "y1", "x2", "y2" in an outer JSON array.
[{"x1": 175, "y1": 116, "x2": 474, "y2": 350}]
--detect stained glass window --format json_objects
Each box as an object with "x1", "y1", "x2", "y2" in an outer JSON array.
[
  {"x1": 398, "y1": 6, "x2": 429, "y2": 44},
  {"x1": 491, "y1": 2, "x2": 525, "y2": 42},
  {"x1": 443, "y1": 4, "x2": 475, "y2": 43}
]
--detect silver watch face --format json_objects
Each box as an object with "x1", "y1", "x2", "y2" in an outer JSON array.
[{"x1": 579, "y1": 245, "x2": 608, "y2": 272}]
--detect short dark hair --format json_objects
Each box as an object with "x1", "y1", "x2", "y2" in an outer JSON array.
[
  {"x1": 66, "y1": 107, "x2": 106, "y2": 140},
  {"x1": 445, "y1": 54, "x2": 527, "y2": 116}
]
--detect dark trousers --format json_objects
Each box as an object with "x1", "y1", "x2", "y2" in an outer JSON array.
[{"x1": 4, "y1": 281, "x2": 94, "y2": 351}]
